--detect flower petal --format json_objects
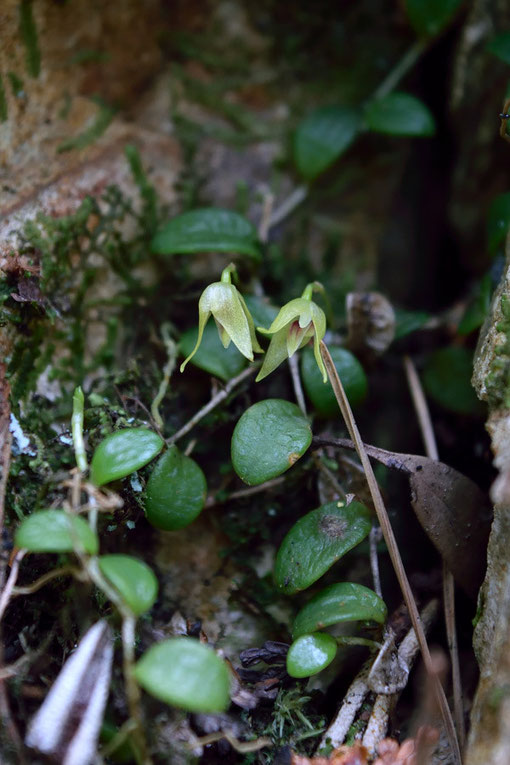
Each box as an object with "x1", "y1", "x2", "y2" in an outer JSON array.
[
  {"x1": 310, "y1": 302, "x2": 327, "y2": 341},
  {"x1": 211, "y1": 286, "x2": 254, "y2": 361},
  {"x1": 238, "y1": 293, "x2": 264, "y2": 353},
  {"x1": 180, "y1": 309, "x2": 211, "y2": 372},
  {"x1": 263, "y1": 298, "x2": 308, "y2": 335},
  {"x1": 313, "y1": 334, "x2": 328, "y2": 383},
  {"x1": 255, "y1": 327, "x2": 290, "y2": 381}
]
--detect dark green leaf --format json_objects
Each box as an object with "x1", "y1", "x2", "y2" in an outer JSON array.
[
  {"x1": 300, "y1": 345, "x2": 367, "y2": 417},
  {"x1": 151, "y1": 208, "x2": 261, "y2": 259},
  {"x1": 394, "y1": 309, "x2": 430, "y2": 339},
  {"x1": 422, "y1": 346, "x2": 483, "y2": 415},
  {"x1": 231, "y1": 399, "x2": 312, "y2": 486},
  {"x1": 90, "y1": 428, "x2": 164, "y2": 486},
  {"x1": 134, "y1": 638, "x2": 230, "y2": 713},
  {"x1": 294, "y1": 106, "x2": 361, "y2": 181},
  {"x1": 15, "y1": 510, "x2": 98, "y2": 554},
  {"x1": 365, "y1": 93, "x2": 436, "y2": 137},
  {"x1": 242, "y1": 294, "x2": 280, "y2": 330},
  {"x1": 145, "y1": 446, "x2": 207, "y2": 531},
  {"x1": 405, "y1": 0, "x2": 463, "y2": 38},
  {"x1": 274, "y1": 501, "x2": 372, "y2": 594},
  {"x1": 292, "y1": 582, "x2": 387, "y2": 639},
  {"x1": 98, "y1": 555, "x2": 158, "y2": 616},
  {"x1": 487, "y1": 192, "x2": 510, "y2": 256},
  {"x1": 286, "y1": 633, "x2": 337, "y2": 678},
  {"x1": 179, "y1": 322, "x2": 247, "y2": 381},
  {"x1": 458, "y1": 273, "x2": 492, "y2": 335},
  {"x1": 487, "y1": 33, "x2": 510, "y2": 66}
]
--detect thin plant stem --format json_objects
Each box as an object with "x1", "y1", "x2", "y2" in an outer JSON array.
[
  {"x1": 336, "y1": 636, "x2": 382, "y2": 650},
  {"x1": 369, "y1": 525, "x2": 383, "y2": 599},
  {"x1": 122, "y1": 616, "x2": 151, "y2": 765},
  {"x1": 268, "y1": 184, "x2": 309, "y2": 229},
  {"x1": 85, "y1": 557, "x2": 151, "y2": 765},
  {"x1": 288, "y1": 354, "x2": 307, "y2": 415},
  {"x1": 150, "y1": 324, "x2": 177, "y2": 429},
  {"x1": 72, "y1": 386, "x2": 87, "y2": 473},
  {"x1": 167, "y1": 365, "x2": 258, "y2": 445},
  {"x1": 12, "y1": 564, "x2": 81, "y2": 596},
  {"x1": 404, "y1": 354, "x2": 465, "y2": 749},
  {"x1": 0, "y1": 550, "x2": 25, "y2": 625},
  {"x1": 403, "y1": 356, "x2": 439, "y2": 461},
  {"x1": 371, "y1": 40, "x2": 427, "y2": 102},
  {"x1": 320, "y1": 341, "x2": 461, "y2": 765}
]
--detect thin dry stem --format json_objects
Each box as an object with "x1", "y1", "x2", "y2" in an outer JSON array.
[
  {"x1": 404, "y1": 354, "x2": 465, "y2": 749},
  {"x1": 288, "y1": 353, "x2": 307, "y2": 415},
  {"x1": 168, "y1": 365, "x2": 257, "y2": 445},
  {"x1": 320, "y1": 341, "x2": 461, "y2": 765},
  {"x1": 0, "y1": 550, "x2": 26, "y2": 625}
]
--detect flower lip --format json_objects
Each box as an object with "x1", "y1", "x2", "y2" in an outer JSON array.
[{"x1": 255, "y1": 288, "x2": 327, "y2": 383}]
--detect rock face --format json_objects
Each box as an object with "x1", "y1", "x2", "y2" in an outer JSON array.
[{"x1": 468, "y1": 244, "x2": 510, "y2": 764}]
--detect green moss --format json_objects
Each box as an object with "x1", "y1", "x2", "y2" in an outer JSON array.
[
  {"x1": 57, "y1": 101, "x2": 115, "y2": 153},
  {"x1": 19, "y1": 0, "x2": 41, "y2": 78},
  {"x1": 0, "y1": 76, "x2": 8, "y2": 121},
  {"x1": 7, "y1": 72, "x2": 24, "y2": 97},
  {"x1": 485, "y1": 295, "x2": 510, "y2": 409}
]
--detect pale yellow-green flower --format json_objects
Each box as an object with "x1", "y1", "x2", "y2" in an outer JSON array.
[
  {"x1": 180, "y1": 264, "x2": 263, "y2": 372},
  {"x1": 256, "y1": 284, "x2": 327, "y2": 382}
]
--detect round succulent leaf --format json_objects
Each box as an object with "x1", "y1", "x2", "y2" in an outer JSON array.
[
  {"x1": 422, "y1": 346, "x2": 484, "y2": 415},
  {"x1": 98, "y1": 555, "x2": 158, "y2": 616},
  {"x1": 151, "y1": 208, "x2": 261, "y2": 260},
  {"x1": 364, "y1": 92, "x2": 436, "y2": 137},
  {"x1": 179, "y1": 322, "x2": 246, "y2": 382},
  {"x1": 300, "y1": 345, "x2": 367, "y2": 417},
  {"x1": 405, "y1": 0, "x2": 463, "y2": 38},
  {"x1": 486, "y1": 32, "x2": 510, "y2": 66},
  {"x1": 286, "y1": 632, "x2": 337, "y2": 678},
  {"x1": 274, "y1": 501, "x2": 372, "y2": 594},
  {"x1": 293, "y1": 105, "x2": 361, "y2": 181},
  {"x1": 134, "y1": 637, "x2": 230, "y2": 713},
  {"x1": 292, "y1": 582, "x2": 387, "y2": 639},
  {"x1": 145, "y1": 446, "x2": 207, "y2": 531},
  {"x1": 90, "y1": 428, "x2": 164, "y2": 486},
  {"x1": 15, "y1": 510, "x2": 98, "y2": 555},
  {"x1": 231, "y1": 399, "x2": 312, "y2": 486}
]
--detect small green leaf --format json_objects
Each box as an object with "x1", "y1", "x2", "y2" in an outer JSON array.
[
  {"x1": 145, "y1": 446, "x2": 207, "y2": 531},
  {"x1": 405, "y1": 0, "x2": 463, "y2": 38},
  {"x1": 293, "y1": 106, "x2": 361, "y2": 181},
  {"x1": 394, "y1": 309, "x2": 430, "y2": 339},
  {"x1": 179, "y1": 322, "x2": 247, "y2": 381},
  {"x1": 487, "y1": 192, "x2": 510, "y2": 256},
  {"x1": 15, "y1": 510, "x2": 98, "y2": 555},
  {"x1": 231, "y1": 399, "x2": 312, "y2": 486},
  {"x1": 151, "y1": 208, "x2": 261, "y2": 259},
  {"x1": 300, "y1": 345, "x2": 367, "y2": 417},
  {"x1": 292, "y1": 582, "x2": 387, "y2": 639},
  {"x1": 98, "y1": 555, "x2": 158, "y2": 616},
  {"x1": 90, "y1": 428, "x2": 164, "y2": 486},
  {"x1": 365, "y1": 92, "x2": 436, "y2": 137},
  {"x1": 286, "y1": 633, "x2": 337, "y2": 678},
  {"x1": 487, "y1": 32, "x2": 510, "y2": 66},
  {"x1": 422, "y1": 346, "x2": 483, "y2": 415},
  {"x1": 242, "y1": 294, "x2": 280, "y2": 330},
  {"x1": 134, "y1": 637, "x2": 230, "y2": 713},
  {"x1": 274, "y1": 501, "x2": 372, "y2": 594}
]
